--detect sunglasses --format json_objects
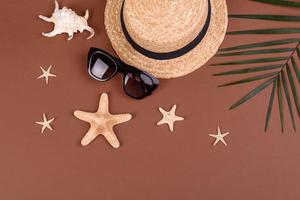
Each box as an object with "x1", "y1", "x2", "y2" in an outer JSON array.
[{"x1": 88, "y1": 48, "x2": 159, "y2": 99}]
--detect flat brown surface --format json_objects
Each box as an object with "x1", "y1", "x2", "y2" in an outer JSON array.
[{"x1": 0, "y1": 0, "x2": 300, "y2": 199}]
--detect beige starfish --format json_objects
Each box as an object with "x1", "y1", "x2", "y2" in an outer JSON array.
[
  {"x1": 209, "y1": 126, "x2": 230, "y2": 146},
  {"x1": 37, "y1": 65, "x2": 56, "y2": 84},
  {"x1": 157, "y1": 105, "x2": 184, "y2": 132},
  {"x1": 74, "y1": 93, "x2": 132, "y2": 148},
  {"x1": 35, "y1": 113, "x2": 55, "y2": 133}
]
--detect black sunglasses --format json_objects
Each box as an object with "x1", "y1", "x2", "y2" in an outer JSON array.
[{"x1": 88, "y1": 48, "x2": 159, "y2": 99}]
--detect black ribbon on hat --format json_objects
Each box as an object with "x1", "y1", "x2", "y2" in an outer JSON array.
[{"x1": 120, "y1": 0, "x2": 211, "y2": 60}]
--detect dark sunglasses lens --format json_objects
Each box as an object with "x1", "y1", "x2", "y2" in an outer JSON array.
[
  {"x1": 124, "y1": 72, "x2": 153, "y2": 99},
  {"x1": 89, "y1": 52, "x2": 117, "y2": 80}
]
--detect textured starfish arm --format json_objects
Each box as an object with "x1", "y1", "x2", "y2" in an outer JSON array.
[
  {"x1": 169, "y1": 123, "x2": 175, "y2": 132},
  {"x1": 223, "y1": 132, "x2": 230, "y2": 137},
  {"x1": 157, "y1": 119, "x2": 165, "y2": 125},
  {"x1": 35, "y1": 121, "x2": 44, "y2": 126},
  {"x1": 81, "y1": 127, "x2": 98, "y2": 146},
  {"x1": 170, "y1": 105, "x2": 178, "y2": 113},
  {"x1": 158, "y1": 107, "x2": 167, "y2": 115},
  {"x1": 221, "y1": 140, "x2": 227, "y2": 146},
  {"x1": 175, "y1": 116, "x2": 184, "y2": 121},
  {"x1": 35, "y1": 122, "x2": 47, "y2": 133},
  {"x1": 103, "y1": 131, "x2": 120, "y2": 148},
  {"x1": 98, "y1": 93, "x2": 109, "y2": 113},
  {"x1": 113, "y1": 114, "x2": 132, "y2": 124},
  {"x1": 41, "y1": 126, "x2": 47, "y2": 133},
  {"x1": 208, "y1": 134, "x2": 217, "y2": 138},
  {"x1": 74, "y1": 111, "x2": 95, "y2": 122},
  {"x1": 213, "y1": 140, "x2": 219, "y2": 146},
  {"x1": 37, "y1": 75, "x2": 44, "y2": 79}
]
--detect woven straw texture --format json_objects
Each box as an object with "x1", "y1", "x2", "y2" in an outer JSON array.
[{"x1": 105, "y1": 0, "x2": 228, "y2": 79}]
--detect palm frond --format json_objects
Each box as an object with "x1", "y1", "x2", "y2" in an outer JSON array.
[
  {"x1": 281, "y1": 71, "x2": 296, "y2": 130},
  {"x1": 296, "y1": 47, "x2": 300, "y2": 59},
  {"x1": 217, "y1": 48, "x2": 293, "y2": 57},
  {"x1": 213, "y1": 57, "x2": 288, "y2": 66},
  {"x1": 219, "y1": 72, "x2": 278, "y2": 87},
  {"x1": 265, "y1": 79, "x2": 277, "y2": 131},
  {"x1": 286, "y1": 64, "x2": 300, "y2": 118},
  {"x1": 277, "y1": 74, "x2": 284, "y2": 132},
  {"x1": 213, "y1": 0, "x2": 300, "y2": 132},
  {"x1": 219, "y1": 38, "x2": 300, "y2": 52},
  {"x1": 292, "y1": 54, "x2": 300, "y2": 83},
  {"x1": 213, "y1": 65, "x2": 282, "y2": 76},
  {"x1": 251, "y1": 0, "x2": 300, "y2": 8},
  {"x1": 230, "y1": 78, "x2": 276, "y2": 110},
  {"x1": 230, "y1": 14, "x2": 300, "y2": 22},
  {"x1": 228, "y1": 28, "x2": 300, "y2": 35}
]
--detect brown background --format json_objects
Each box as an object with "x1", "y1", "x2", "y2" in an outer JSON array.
[{"x1": 0, "y1": 0, "x2": 300, "y2": 199}]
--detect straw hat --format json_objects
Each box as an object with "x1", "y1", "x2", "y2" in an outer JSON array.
[{"x1": 104, "y1": 0, "x2": 228, "y2": 79}]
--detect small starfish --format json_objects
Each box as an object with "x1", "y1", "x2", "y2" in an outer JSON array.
[
  {"x1": 35, "y1": 114, "x2": 55, "y2": 133},
  {"x1": 74, "y1": 93, "x2": 132, "y2": 148},
  {"x1": 157, "y1": 105, "x2": 184, "y2": 132},
  {"x1": 37, "y1": 65, "x2": 56, "y2": 84},
  {"x1": 209, "y1": 126, "x2": 230, "y2": 146}
]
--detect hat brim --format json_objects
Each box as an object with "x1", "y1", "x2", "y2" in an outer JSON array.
[{"x1": 104, "y1": 0, "x2": 228, "y2": 79}]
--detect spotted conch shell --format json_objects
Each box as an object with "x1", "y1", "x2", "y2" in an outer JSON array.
[{"x1": 39, "y1": 0, "x2": 95, "y2": 40}]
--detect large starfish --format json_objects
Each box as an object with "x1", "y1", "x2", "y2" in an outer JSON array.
[{"x1": 74, "y1": 93, "x2": 132, "y2": 148}]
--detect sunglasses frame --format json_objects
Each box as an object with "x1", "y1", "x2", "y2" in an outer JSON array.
[{"x1": 88, "y1": 47, "x2": 159, "y2": 99}]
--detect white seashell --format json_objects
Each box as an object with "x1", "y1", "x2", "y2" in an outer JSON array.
[{"x1": 39, "y1": 0, "x2": 95, "y2": 40}]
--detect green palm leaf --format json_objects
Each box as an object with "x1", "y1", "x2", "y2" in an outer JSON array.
[
  {"x1": 251, "y1": 0, "x2": 300, "y2": 8},
  {"x1": 286, "y1": 64, "x2": 300, "y2": 118},
  {"x1": 265, "y1": 80, "x2": 277, "y2": 131},
  {"x1": 219, "y1": 38, "x2": 300, "y2": 52},
  {"x1": 213, "y1": 65, "x2": 282, "y2": 76},
  {"x1": 219, "y1": 72, "x2": 278, "y2": 87},
  {"x1": 213, "y1": 0, "x2": 300, "y2": 132},
  {"x1": 228, "y1": 28, "x2": 300, "y2": 35},
  {"x1": 213, "y1": 57, "x2": 288, "y2": 66},
  {"x1": 296, "y1": 47, "x2": 300, "y2": 59},
  {"x1": 281, "y1": 71, "x2": 296, "y2": 131},
  {"x1": 277, "y1": 75, "x2": 284, "y2": 132},
  {"x1": 217, "y1": 48, "x2": 293, "y2": 57},
  {"x1": 293, "y1": 50, "x2": 300, "y2": 83},
  {"x1": 230, "y1": 77, "x2": 276, "y2": 110},
  {"x1": 230, "y1": 14, "x2": 300, "y2": 22}
]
